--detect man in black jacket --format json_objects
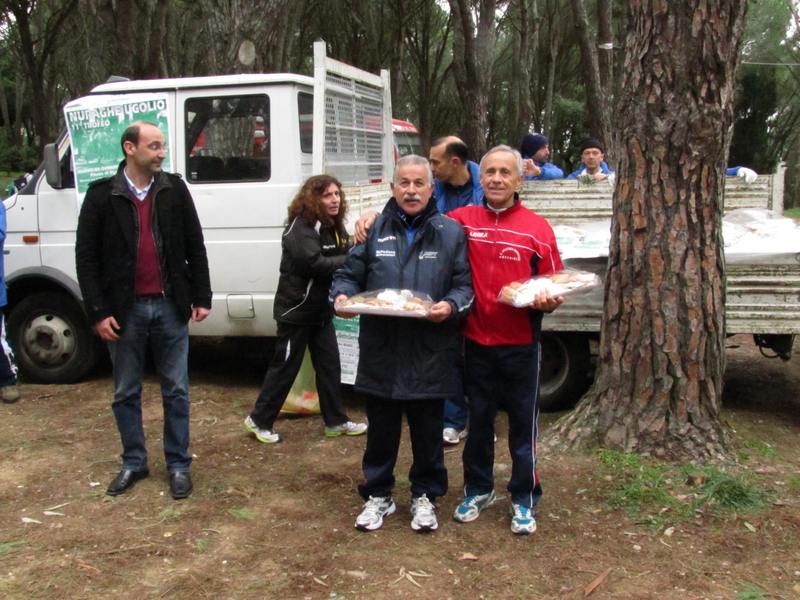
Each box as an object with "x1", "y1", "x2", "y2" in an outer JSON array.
[
  {"x1": 332, "y1": 155, "x2": 474, "y2": 533},
  {"x1": 76, "y1": 121, "x2": 212, "y2": 500}
]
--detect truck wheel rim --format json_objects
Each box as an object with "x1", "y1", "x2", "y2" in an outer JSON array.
[{"x1": 22, "y1": 314, "x2": 77, "y2": 368}]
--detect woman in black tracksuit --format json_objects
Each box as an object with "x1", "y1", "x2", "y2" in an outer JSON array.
[{"x1": 244, "y1": 175, "x2": 366, "y2": 442}]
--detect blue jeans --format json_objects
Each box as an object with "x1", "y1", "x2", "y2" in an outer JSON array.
[
  {"x1": 108, "y1": 297, "x2": 191, "y2": 473},
  {"x1": 462, "y1": 339, "x2": 542, "y2": 510},
  {"x1": 443, "y1": 347, "x2": 467, "y2": 430}
]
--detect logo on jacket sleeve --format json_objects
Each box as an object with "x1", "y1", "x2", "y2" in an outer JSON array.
[
  {"x1": 469, "y1": 231, "x2": 489, "y2": 239},
  {"x1": 418, "y1": 251, "x2": 438, "y2": 260},
  {"x1": 498, "y1": 247, "x2": 521, "y2": 261},
  {"x1": 376, "y1": 250, "x2": 396, "y2": 257}
]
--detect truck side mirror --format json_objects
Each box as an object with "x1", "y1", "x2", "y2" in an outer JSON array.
[{"x1": 44, "y1": 143, "x2": 62, "y2": 189}]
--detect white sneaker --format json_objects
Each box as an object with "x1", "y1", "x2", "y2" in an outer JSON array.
[
  {"x1": 510, "y1": 503, "x2": 537, "y2": 535},
  {"x1": 244, "y1": 416, "x2": 282, "y2": 443},
  {"x1": 326, "y1": 421, "x2": 368, "y2": 436},
  {"x1": 443, "y1": 427, "x2": 467, "y2": 445},
  {"x1": 355, "y1": 496, "x2": 396, "y2": 531},
  {"x1": 410, "y1": 495, "x2": 438, "y2": 532}
]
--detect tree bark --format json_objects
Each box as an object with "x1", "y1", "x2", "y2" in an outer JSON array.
[
  {"x1": 544, "y1": 0, "x2": 748, "y2": 461},
  {"x1": 448, "y1": 0, "x2": 498, "y2": 158},
  {"x1": 569, "y1": 0, "x2": 611, "y2": 150}
]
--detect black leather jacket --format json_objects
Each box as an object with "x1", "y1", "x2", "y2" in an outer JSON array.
[{"x1": 76, "y1": 163, "x2": 212, "y2": 330}]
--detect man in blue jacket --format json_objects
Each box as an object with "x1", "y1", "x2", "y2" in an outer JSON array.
[
  {"x1": 355, "y1": 136, "x2": 481, "y2": 446},
  {"x1": 519, "y1": 133, "x2": 563, "y2": 180},
  {"x1": 333, "y1": 155, "x2": 474, "y2": 533},
  {"x1": 567, "y1": 138, "x2": 614, "y2": 181}
]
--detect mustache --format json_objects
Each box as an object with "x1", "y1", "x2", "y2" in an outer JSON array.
[{"x1": 402, "y1": 194, "x2": 423, "y2": 202}]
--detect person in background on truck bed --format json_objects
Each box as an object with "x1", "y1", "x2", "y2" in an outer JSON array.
[
  {"x1": 333, "y1": 155, "x2": 474, "y2": 533},
  {"x1": 243, "y1": 175, "x2": 366, "y2": 443},
  {"x1": 566, "y1": 138, "x2": 614, "y2": 181},
  {"x1": 354, "y1": 136, "x2": 482, "y2": 447},
  {"x1": 448, "y1": 145, "x2": 564, "y2": 536},
  {"x1": 0, "y1": 200, "x2": 20, "y2": 404},
  {"x1": 76, "y1": 121, "x2": 212, "y2": 500},
  {"x1": 519, "y1": 133, "x2": 563, "y2": 180}
]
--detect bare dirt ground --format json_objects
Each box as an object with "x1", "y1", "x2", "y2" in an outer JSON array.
[{"x1": 0, "y1": 334, "x2": 798, "y2": 600}]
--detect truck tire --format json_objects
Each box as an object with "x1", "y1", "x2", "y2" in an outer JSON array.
[
  {"x1": 8, "y1": 293, "x2": 100, "y2": 383},
  {"x1": 538, "y1": 332, "x2": 592, "y2": 412}
]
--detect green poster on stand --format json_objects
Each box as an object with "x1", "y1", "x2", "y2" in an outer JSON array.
[
  {"x1": 333, "y1": 315, "x2": 360, "y2": 385},
  {"x1": 63, "y1": 93, "x2": 172, "y2": 204}
]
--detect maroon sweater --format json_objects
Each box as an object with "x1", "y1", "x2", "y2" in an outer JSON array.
[{"x1": 133, "y1": 189, "x2": 163, "y2": 295}]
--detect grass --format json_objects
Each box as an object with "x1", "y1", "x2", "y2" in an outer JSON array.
[
  {"x1": 783, "y1": 206, "x2": 800, "y2": 221},
  {"x1": 596, "y1": 450, "x2": 767, "y2": 529},
  {"x1": 228, "y1": 508, "x2": 256, "y2": 519},
  {"x1": 736, "y1": 582, "x2": 768, "y2": 600},
  {"x1": 0, "y1": 540, "x2": 28, "y2": 556}
]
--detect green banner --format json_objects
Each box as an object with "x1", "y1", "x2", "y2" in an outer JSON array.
[{"x1": 63, "y1": 93, "x2": 172, "y2": 198}]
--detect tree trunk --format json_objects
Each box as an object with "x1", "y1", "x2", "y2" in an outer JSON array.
[
  {"x1": 507, "y1": 0, "x2": 538, "y2": 142},
  {"x1": 142, "y1": 0, "x2": 169, "y2": 79},
  {"x1": 448, "y1": 0, "x2": 497, "y2": 158},
  {"x1": 544, "y1": 0, "x2": 748, "y2": 461},
  {"x1": 0, "y1": 75, "x2": 11, "y2": 141},
  {"x1": 569, "y1": 0, "x2": 611, "y2": 149}
]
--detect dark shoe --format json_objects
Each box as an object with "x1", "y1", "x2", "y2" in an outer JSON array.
[
  {"x1": 1, "y1": 385, "x2": 20, "y2": 404},
  {"x1": 169, "y1": 471, "x2": 193, "y2": 500},
  {"x1": 106, "y1": 468, "x2": 150, "y2": 496}
]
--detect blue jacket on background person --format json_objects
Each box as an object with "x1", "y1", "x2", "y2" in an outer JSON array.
[
  {"x1": 567, "y1": 161, "x2": 614, "y2": 179},
  {"x1": 432, "y1": 160, "x2": 484, "y2": 213}
]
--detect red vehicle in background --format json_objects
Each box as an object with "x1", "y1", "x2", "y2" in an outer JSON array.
[{"x1": 392, "y1": 118, "x2": 422, "y2": 160}]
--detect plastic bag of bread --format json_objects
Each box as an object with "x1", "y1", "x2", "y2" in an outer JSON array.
[
  {"x1": 335, "y1": 289, "x2": 434, "y2": 317},
  {"x1": 498, "y1": 270, "x2": 600, "y2": 307}
]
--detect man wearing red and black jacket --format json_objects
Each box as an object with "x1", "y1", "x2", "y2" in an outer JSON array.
[{"x1": 448, "y1": 145, "x2": 564, "y2": 536}]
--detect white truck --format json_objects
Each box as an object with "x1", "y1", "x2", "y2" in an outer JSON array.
[{"x1": 3, "y1": 41, "x2": 403, "y2": 384}]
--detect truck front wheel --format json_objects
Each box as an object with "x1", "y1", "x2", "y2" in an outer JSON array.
[
  {"x1": 8, "y1": 293, "x2": 100, "y2": 383},
  {"x1": 538, "y1": 332, "x2": 593, "y2": 412}
]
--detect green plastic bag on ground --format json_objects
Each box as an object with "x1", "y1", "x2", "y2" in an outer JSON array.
[{"x1": 279, "y1": 348, "x2": 320, "y2": 415}]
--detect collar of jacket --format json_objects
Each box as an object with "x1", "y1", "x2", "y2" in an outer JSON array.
[
  {"x1": 482, "y1": 192, "x2": 522, "y2": 216},
  {"x1": 383, "y1": 196, "x2": 440, "y2": 229},
  {"x1": 109, "y1": 160, "x2": 173, "y2": 200}
]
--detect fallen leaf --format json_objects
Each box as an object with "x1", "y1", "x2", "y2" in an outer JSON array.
[
  {"x1": 43, "y1": 511, "x2": 65, "y2": 516},
  {"x1": 405, "y1": 573, "x2": 423, "y2": 588},
  {"x1": 744, "y1": 522, "x2": 757, "y2": 533},
  {"x1": 458, "y1": 552, "x2": 478, "y2": 561},
  {"x1": 663, "y1": 527, "x2": 675, "y2": 537},
  {"x1": 44, "y1": 502, "x2": 71, "y2": 511},
  {"x1": 583, "y1": 567, "x2": 613, "y2": 596},
  {"x1": 313, "y1": 577, "x2": 328, "y2": 587},
  {"x1": 78, "y1": 564, "x2": 100, "y2": 572},
  {"x1": 346, "y1": 570, "x2": 368, "y2": 579},
  {"x1": 408, "y1": 570, "x2": 432, "y2": 577},
  {"x1": 21, "y1": 518, "x2": 42, "y2": 524}
]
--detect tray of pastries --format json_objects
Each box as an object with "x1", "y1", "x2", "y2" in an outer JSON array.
[
  {"x1": 335, "y1": 289, "x2": 434, "y2": 317},
  {"x1": 498, "y1": 270, "x2": 600, "y2": 307}
]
